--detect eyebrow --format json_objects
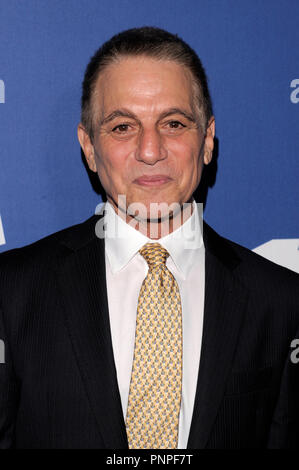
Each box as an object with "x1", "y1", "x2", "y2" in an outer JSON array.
[
  {"x1": 100, "y1": 109, "x2": 138, "y2": 126},
  {"x1": 158, "y1": 108, "x2": 196, "y2": 123},
  {"x1": 99, "y1": 107, "x2": 197, "y2": 126}
]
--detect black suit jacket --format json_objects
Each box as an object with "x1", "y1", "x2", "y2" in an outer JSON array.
[{"x1": 0, "y1": 215, "x2": 299, "y2": 449}]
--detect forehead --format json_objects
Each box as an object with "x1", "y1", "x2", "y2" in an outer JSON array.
[{"x1": 93, "y1": 56, "x2": 195, "y2": 116}]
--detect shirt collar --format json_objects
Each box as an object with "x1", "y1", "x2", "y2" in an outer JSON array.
[{"x1": 104, "y1": 200, "x2": 204, "y2": 279}]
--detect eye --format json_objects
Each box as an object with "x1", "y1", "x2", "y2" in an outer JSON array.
[
  {"x1": 161, "y1": 120, "x2": 187, "y2": 135},
  {"x1": 112, "y1": 124, "x2": 131, "y2": 133},
  {"x1": 167, "y1": 120, "x2": 186, "y2": 129}
]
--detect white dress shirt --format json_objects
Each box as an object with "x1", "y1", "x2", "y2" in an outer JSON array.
[{"x1": 103, "y1": 200, "x2": 205, "y2": 449}]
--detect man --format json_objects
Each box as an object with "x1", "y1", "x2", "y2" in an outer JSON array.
[{"x1": 0, "y1": 27, "x2": 299, "y2": 449}]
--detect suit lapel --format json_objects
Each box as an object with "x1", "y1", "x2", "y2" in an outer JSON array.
[
  {"x1": 187, "y1": 222, "x2": 249, "y2": 449},
  {"x1": 55, "y1": 216, "x2": 128, "y2": 449}
]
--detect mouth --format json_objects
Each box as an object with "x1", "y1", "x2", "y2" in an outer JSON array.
[{"x1": 133, "y1": 175, "x2": 172, "y2": 187}]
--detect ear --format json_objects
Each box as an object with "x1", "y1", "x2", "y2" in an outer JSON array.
[
  {"x1": 77, "y1": 124, "x2": 97, "y2": 172},
  {"x1": 203, "y1": 116, "x2": 215, "y2": 165}
]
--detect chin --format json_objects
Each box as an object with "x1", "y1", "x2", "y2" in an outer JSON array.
[{"x1": 127, "y1": 196, "x2": 182, "y2": 221}]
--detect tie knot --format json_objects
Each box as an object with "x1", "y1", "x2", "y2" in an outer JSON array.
[{"x1": 139, "y1": 243, "x2": 169, "y2": 269}]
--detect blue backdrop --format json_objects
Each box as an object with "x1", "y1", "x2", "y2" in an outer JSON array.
[{"x1": 1, "y1": 0, "x2": 298, "y2": 264}]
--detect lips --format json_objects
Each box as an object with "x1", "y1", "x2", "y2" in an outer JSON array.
[{"x1": 133, "y1": 175, "x2": 172, "y2": 186}]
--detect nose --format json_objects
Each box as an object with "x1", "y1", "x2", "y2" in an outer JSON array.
[{"x1": 135, "y1": 128, "x2": 167, "y2": 164}]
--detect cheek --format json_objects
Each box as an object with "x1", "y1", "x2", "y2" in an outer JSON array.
[
  {"x1": 167, "y1": 137, "x2": 201, "y2": 176},
  {"x1": 96, "y1": 139, "x2": 133, "y2": 182}
]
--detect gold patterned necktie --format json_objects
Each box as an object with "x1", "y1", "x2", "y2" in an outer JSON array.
[{"x1": 126, "y1": 242, "x2": 182, "y2": 449}]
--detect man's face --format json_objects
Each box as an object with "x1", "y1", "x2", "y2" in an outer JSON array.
[{"x1": 78, "y1": 56, "x2": 215, "y2": 218}]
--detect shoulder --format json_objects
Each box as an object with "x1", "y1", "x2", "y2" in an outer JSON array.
[
  {"x1": 0, "y1": 214, "x2": 99, "y2": 273},
  {"x1": 203, "y1": 220, "x2": 299, "y2": 294}
]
